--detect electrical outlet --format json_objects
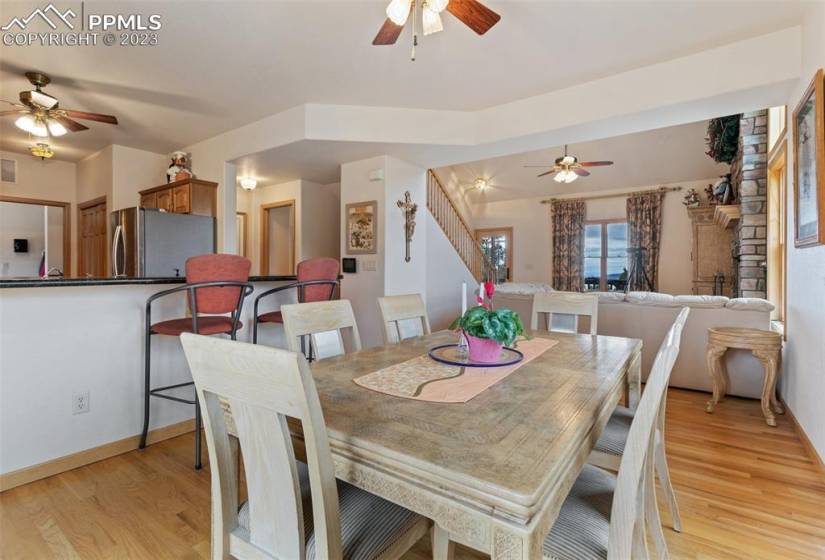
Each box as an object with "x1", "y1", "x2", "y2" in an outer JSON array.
[{"x1": 72, "y1": 391, "x2": 90, "y2": 415}]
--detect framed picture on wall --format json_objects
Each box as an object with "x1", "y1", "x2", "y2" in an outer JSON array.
[
  {"x1": 792, "y1": 68, "x2": 825, "y2": 247},
  {"x1": 346, "y1": 200, "x2": 377, "y2": 254}
]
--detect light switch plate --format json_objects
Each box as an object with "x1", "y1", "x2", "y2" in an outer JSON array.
[{"x1": 362, "y1": 259, "x2": 377, "y2": 271}]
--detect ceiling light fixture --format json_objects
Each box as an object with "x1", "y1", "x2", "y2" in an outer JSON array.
[
  {"x1": 47, "y1": 120, "x2": 67, "y2": 137},
  {"x1": 239, "y1": 176, "x2": 257, "y2": 190},
  {"x1": 386, "y1": 0, "x2": 412, "y2": 25},
  {"x1": 553, "y1": 169, "x2": 578, "y2": 184},
  {"x1": 422, "y1": 3, "x2": 443, "y2": 35},
  {"x1": 30, "y1": 143, "x2": 54, "y2": 160},
  {"x1": 15, "y1": 114, "x2": 50, "y2": 137},
  {"x1": 473, "y1": 178, "x2": 489, "y2": 191}
]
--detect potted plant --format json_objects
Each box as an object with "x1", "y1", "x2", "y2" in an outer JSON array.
[{"x1": 449, "y1": 305, "x2": 528, "y2": 363}]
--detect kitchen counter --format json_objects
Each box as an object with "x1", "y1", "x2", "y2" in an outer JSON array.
[{"x1": 0, "y1": 275, "x2": 298, "y2": 289}]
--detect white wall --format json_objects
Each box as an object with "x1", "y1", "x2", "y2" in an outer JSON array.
[
  {"x1": 471, "y1": 179, "x2": 716, "y2": 295},
  {"x1": 301, "y1": 181, "x2": 340, "y2": 262},
  {"x1": 340, "y1": 156, "x2": 387, "y2": 348},
  {"x1": 76, "y1": 146, "x2": 113, "y2": 205},
  {"x1": 781, "y1": 1, "x2": 825, "y2": 462},
  {"x1": 111, "y1": 145, "x2": 167, "y2": 211},
  {"x1": 0, "y1": 202, "x2": 44, "y2": 277},
  {"x1": 0, "y1": 151, "x2": 76, "y2": 275}
]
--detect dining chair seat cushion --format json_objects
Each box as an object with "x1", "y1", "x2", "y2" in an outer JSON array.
[
  {"x1": 238, "y1": 462, "x2": 424, "y2": 560},
  {"x1": 256, "y1": 310, "x2": 284, "y2": 324},
  {"x1": 151, "y1": 316, "x2": 241, "y2": 336},
  {"x1": 592, "y1": 405, "x2": 634, "y2": 456},
  {"x1": 542, "y1": 464, "x2": 614, "y2": 560}
]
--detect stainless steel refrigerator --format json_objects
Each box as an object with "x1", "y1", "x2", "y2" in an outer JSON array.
[{"x1": 110, "y1": 208, "x2": 216, "y2": 277}]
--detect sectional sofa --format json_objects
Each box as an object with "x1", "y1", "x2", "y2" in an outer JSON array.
[{"x1": 493, "y1": 283, "x2": 775, "y2": 399}]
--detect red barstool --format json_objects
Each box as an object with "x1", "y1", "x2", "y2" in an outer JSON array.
[
  {"x1": 140, "y1": 254, "x2": 252, "y2": 469},
  {"x1": 252, "y1": 257, "x2": 339, "y2": 349}
]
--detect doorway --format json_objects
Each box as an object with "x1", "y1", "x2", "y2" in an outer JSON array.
[
  {"x1": 475, "y1": 227, "x2": 513, "y2": 282},
  {"x1": 78, "y1": 197, "x2": 107, "y2": 278},
  {"x1": 0, "y1": 195, "x2": 71, "y2": 278},
  {"x1": 260, "y1": 200, "x2": 296, "y2": 275}
]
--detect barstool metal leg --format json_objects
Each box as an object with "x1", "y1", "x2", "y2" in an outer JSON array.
[
  {"x1": 252, "y1": 316, "x2": 258, "y2": 344},
  {"x1": 139, "y1": 329, "x2": 151, "y2": 449}
]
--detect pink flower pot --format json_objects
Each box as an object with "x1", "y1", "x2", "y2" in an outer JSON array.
[{"x1": 465, "y1": 333, "x2": 504, "y2": 363}]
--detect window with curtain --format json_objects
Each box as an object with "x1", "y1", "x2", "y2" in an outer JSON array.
[{"x1": 583, "y1": 221, "x2": 628, "y2": 292}]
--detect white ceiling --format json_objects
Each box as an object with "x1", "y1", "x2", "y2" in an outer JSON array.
[
  {"x1": 0, "y1": 0, "x2": 805, "y2": 162},
  {"x1": 438, "y1": 119, "x2": 731, "y2": 203}
]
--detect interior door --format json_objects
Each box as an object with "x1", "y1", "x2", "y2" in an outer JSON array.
[
  {"x1": 78, "y1": 198, "x2": 107, "y2": 278},
  {"x1": 475, "y1": 227, "x2": 513, "y2": 282}
]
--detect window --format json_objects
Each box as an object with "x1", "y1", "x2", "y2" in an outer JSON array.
[
  {"x1": 584, "y1": 221, "x2": 628, "y2": 292},
  {"x1": 767, "y1": 139, "x2": 787, "y2": 327},
  {"x1": 476, "y1": 227, "x2": 513, "y2": 282}
]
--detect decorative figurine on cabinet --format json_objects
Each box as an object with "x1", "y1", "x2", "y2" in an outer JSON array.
[{"x1": 167, "y1": 151, "x2": 193, "y2": 183}]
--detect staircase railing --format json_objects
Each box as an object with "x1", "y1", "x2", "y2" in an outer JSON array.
[{"x1": 427, "y1": 170, "x2": 485, "y2": 282}]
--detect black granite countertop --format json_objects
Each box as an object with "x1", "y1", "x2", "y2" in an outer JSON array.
[{"x1": 0, "y1": 275, "x2": 298, "y2": 289}]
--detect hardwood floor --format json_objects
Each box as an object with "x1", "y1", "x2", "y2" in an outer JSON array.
[{"x1": 2, "y1": 389, "x2": 824, "y2": 559}]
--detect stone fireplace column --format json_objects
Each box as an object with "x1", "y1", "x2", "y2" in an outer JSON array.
[{"x1": 734, "y1": 110, "x2": 768, "y2": 298}]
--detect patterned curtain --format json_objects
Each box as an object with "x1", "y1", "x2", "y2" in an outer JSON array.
[
  {"x1": 626, "y1": 192, "x2": 664, "y2": 291},
  {"x1": 551, "y1": 200, "x2": 586, "y2": 292}
]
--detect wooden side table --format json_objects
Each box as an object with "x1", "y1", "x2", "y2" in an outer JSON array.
[{"x1": 705, "y1": 327, "x2": 783, "y2": 426}]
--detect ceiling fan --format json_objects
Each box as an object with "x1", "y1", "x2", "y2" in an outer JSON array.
[
  {"x1": 373, "y1": 0, "x2": 500, "y2": 59},
  {"x1": 524, "y1": 145, "x2": 614, "y2": 184},
  {"x1": 1, "y1": 71, "x2": 119, "y2": 139}
]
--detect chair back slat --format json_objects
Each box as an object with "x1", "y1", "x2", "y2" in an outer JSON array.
[
  {"x1": 180, "y1": 334, "x2": 342, "y2": 560},
  {"x1": 530, "y1": 292, "x2": 599, "y2": 335},
  {"x1": 281, "y1": 300, "x2": 362, "y2": 359},
  {"x1": 607, "y1": 307, "x2": 689, "y2": 559},
  {"x1": 377, "y1": 294, "x2": 431, "y2": 344}
]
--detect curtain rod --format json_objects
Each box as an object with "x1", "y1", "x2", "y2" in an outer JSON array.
[{"x1": 540, "y1": 185, "x2": 683, "y2": 204}]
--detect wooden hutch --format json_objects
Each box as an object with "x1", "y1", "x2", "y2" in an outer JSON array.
[{"x1": 687, "y1": 205, "x2": 736, "y2": 297}]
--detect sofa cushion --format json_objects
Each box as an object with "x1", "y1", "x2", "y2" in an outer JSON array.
[
  {"x1": 673, "y1": 295, "x2": 729, "y2": 309},
  {"x1": 625, "y1": 291, "x2": 679, "y2": 307},
  {"x1": 726, "y1": 298, "x2": 775, "y2": 312},
  {"x1": 496, "y1": 282, "x2": 553, "y2": 294},
  {"x1": 593, "y1": 291, "x2": 626, "y2": 303}
]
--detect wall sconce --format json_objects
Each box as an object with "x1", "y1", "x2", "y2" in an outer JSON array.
[{"x1": 239, "y1": 176, "x2": 257, "y2": 190}]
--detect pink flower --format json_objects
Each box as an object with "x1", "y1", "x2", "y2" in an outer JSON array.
[{"x1": 484, "y1": 281, "x2": 495, "y2": 300}]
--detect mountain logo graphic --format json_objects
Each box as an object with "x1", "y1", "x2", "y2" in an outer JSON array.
[{"x1": 1, "y1": 3, "x2": 76, "y2": 31}]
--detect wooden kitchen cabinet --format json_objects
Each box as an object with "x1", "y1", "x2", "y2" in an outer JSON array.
[{"x1": 138, "y1": 178, "x2": 217, "y2": 217}]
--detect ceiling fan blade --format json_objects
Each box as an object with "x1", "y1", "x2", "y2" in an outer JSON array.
[
  {"x1": 0, "y1": 109, "x2": 28, "y2": 117},
  {"x1": 53, "y1": 115, "x2": 89, "y2": 132},
  {"x1": 61, "y1": 109, "x2": 119, "y2": 125},
  {"x1": 447, "y1": 0, "x2": 501, "y2": 35},
  {"x1": 373, "y1": 17, "x2": 404, "y2": 45},
  {"x1": 579, "y1": 161, "x2": 614, "y2": 167},
  {"x1": 537, "y1": 169, "x2": 557, "y2": 178},
  {"x1": 574, "y1": 168, "x2": 591, "y2": 177}
]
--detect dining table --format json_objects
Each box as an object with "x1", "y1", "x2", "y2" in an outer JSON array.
[{"x1": 290, "y1": 328, "x2": 642, "y2": 560}]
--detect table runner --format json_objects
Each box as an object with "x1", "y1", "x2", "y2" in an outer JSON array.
[{"x1": 353, "y1": 337, "x2": 558, "y2": 403}]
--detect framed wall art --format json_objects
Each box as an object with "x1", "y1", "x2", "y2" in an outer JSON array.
[
  {"x1": 346, "y1": 200, "x2": 378, "y2": 254},
  {"x1": 793, "y1": 68, "x2": 825, "y2": 247}
]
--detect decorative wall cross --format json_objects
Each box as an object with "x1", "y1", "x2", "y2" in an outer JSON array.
[{"x1": 397, "y1": 191, "x2": 418, "y2": 262}]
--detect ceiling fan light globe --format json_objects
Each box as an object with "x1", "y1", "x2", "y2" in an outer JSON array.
[
  {"x1": 14, "y1": 114, "x2": 36, "y2": 133},
  {"x1": 427, "y1": 0, "x2": 449, "y2": 12},
  {"x1": 564, "y1": 171, "x2": 578, "y2": 183},
  {"x1": 553, "y1": 172, "x2": 566, "y2": 183},
  {"x1": 422, "y1": 5, "x2": 444, "y2": 35},
  {"x1": 386, "y1": 0, "x2": 412, "y2": 25},
  {"x1": 30, "y1": 90, "x2": 58, "y2": 110},
  {"x1": 47, "y1": 120, "x2": 67, "y2": 137}
]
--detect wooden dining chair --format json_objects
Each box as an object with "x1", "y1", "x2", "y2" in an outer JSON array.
[
  {"x1": 280, "y1": 299, "x2": 362, "y2": 360},
  {"x1": 377, "y1": 294, "x2": 431, "y2": 344},
  {"x1": 587, "y1": 311, "x2": 689, "y2": 537},
  {"x1": 539, "y1": 306, "x2": 690, "y2": 560},
  {"x1": 530, "y1": 291, "x2": 599, "y2": 335},
  {"x1": 180, "y1": 333, "x2": 430, "y2": 560}
]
